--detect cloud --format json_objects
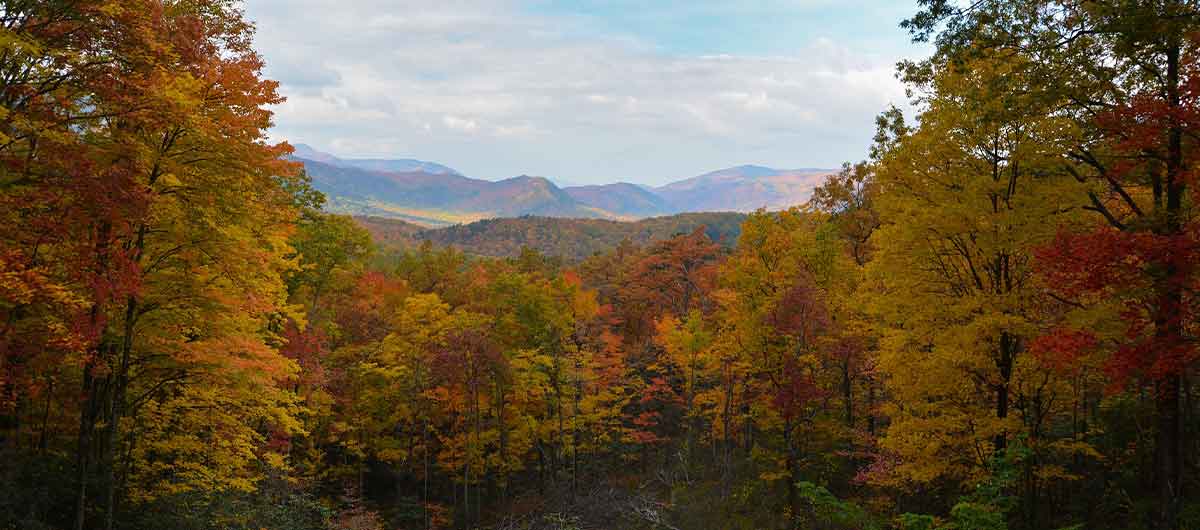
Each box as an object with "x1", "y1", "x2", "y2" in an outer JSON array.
[
  {"x1": 244, "y1": 0, "x2": 917, "y2": 184},
  {"x1": 442, "y1": 115, "x2": 480, "y2": 133}
]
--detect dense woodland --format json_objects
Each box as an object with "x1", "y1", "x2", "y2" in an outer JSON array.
[
  {"x1": 1, "y1": 1, "x2": 1199, "y2": 530},
  {"x1": 355, "y1": 213, "x2": 746, "y2": 261}
]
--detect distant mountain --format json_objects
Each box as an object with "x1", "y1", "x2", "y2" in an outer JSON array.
[
  {"x1": 654, "y1": 165, "x2": 833, "y2": 212},
  {"x1": 294, "y1": 159, "x2": 483, "y2": 224},
  {"x1": 456, "y1": 175, "x2": 602, "y2": 218},
  {"x1": 290, "y1": 144, "x2": 833, "y2": 223},
  {"x1": 292, "y1": 143, "x2": 461, "y2": 175},
  {"x1": 355, "y1": 212, "x2": 747, "y2": 261},
  {"x1": 563, "y1": 182, "x2": 673, "y2": 218}
]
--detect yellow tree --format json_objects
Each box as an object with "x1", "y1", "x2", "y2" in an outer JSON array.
[
  {"x1": 37, "y1": 1, "x2": 309, "y2": 527},
  {"x1": 715, "y1": 208, "x2": 844, "y2": 512},
  {"x1": 811, "y1": 159, "x2": 885, "y2": 437},
  {"x1": 346, "y1": 293, "x2": 454, "y2": 484},
  {"x1": 866, "y1": 51, "x2": 1089, "y2": 494},
  {"x1": 654, "y1": 310, "x2": 715, "y2": 468}
]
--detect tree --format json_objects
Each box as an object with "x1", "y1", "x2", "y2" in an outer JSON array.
[
  {"x1": 715, "y1": 209, "x2": 845, "y2": 514},
  {"x1": 0, "y1": 2, "x2": 306, "y2": 528},
  {"x1": 288, "y1": 213, "x2": 375, "y2": 323},
  {"x1": 627, "y1": 227, "x2": 722, "y2": 321},
  {"x1": 811, "y1": 160, "x2": 882, "y2": 268},
  {"x1": 654, "y1": 310, "x2": 715, "y2": 468},
  {"x1": 865, "y1": 48, "x2": 1089, "y2": 521},
  {"x1": 1034, "y1": 40, "x2": 1200, "y2": 530},
  {"x1": 903, "y1": 2, "x2": 1200, "y2": 526}
]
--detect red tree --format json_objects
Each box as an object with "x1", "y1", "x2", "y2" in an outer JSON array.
[{"x1": 1035, "y1": 38, "x2": 1200, "y2": 526}]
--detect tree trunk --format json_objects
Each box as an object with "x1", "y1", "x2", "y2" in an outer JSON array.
[
  {"x1": 1155, "y1": 39, "x2": 1184, "y2": 530},
  {"x1": 994, "y1": 332, "x2": 1015, "y2": 455},
  {"x1": 866, "y1": 379, "x2": 877, "y2": 436},
  {"x1": 572, "y1": 360, "x2": 581, "y2": 499},
  {"x1": 842, "y1": 360, "x2": 853, "y2": 428},
  {"x1": 424, "y1": 417, "x2": 431, "y2": 530},
  {"x1": 38, "y1": 377, "x2": 53, "y2": 452},
  {"x1": 1155, "y1": 375, "x2": 1183, "y2": 530},
  {"x1": 103, "y1": 296, "x2": 137, "y2": 530},
  {"x1": 73, "y1": 360, "x2": 97, "y2": 530},
  {"x1": 496, "y1": 382, "x2": 509, "y2": 506},
  {"x1": 784, "y1": 417, "x2": 797, "y2": 516},
  {"x1": 722, "y1": 361, "x2": 733, "y2": 491}
]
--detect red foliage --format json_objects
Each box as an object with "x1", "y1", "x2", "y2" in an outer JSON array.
[
  {"x1": 771, "y1": 358, "x2": 827, "y2": 422},
  {"x1": 629, "y1": 411, "x2": 668, "y2": 445},
  {"x1": 1034, "y1": 46, "x2": 1200, "y2": 388},
  {"x1": 333, "y1": 271, "x2": 407, "y2": 345},
  {"x1": 627, "y1": 227, "x2": 721, "y2": 320},
  {"x1": 639, "y1": 376, "x2": 683, "y2": 406},
  {"x1": 767, "y1": 277, "x2": 831, "y2": 342},
  {"x1": 1030, "y1": 327, "x2": 1099, "y2": 375},
  {"x1": 1036, "y1": 224, "x2": 1198, "y2": 388},
  {"x1": 280, "y1": 320, "x2": 329, "y2": 390},
  {"x1": 432, "y1": 328, "x2": 504, "y2": 388}
]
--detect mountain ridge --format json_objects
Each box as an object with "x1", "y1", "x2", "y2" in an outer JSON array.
[
  {"x1": 290, "y1": 144, "x2": 833, "y2": 224},
  {"x1": 293, "y1": 143, "x2": 462, "y2": 175}
]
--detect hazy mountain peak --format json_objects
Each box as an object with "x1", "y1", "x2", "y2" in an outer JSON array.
[
  {"x1": 291, "y1": 143, "x2": 337, "y2": 163},
  {"x1": 726, "y1": 164, "x2": 781, "y2": 176},
  {"x1": 505, "y1": 174, "x2": 549, "y2": 183},
  {"x1": 652, "y1": 165, "x2": 835, "y2": 212},
  {"x1": 289, "y1": 143, "x2": 461, "y2": 176}
]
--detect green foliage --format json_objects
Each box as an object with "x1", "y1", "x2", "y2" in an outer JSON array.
[
  {"x1": 288, "y1": 213, "x2": 376, "y2": 304},
  {"x1": 899, "y1": 441, "x2": 1032, "y2": 530},
  {"x1": 125, "y1": 480, "x2": 330, "y2": 530},
  {"x1": 794, "y1": 481, "x2": 880, "y2": 530},
  {"x1": 897, "y1": 513, "x2": 939, "y2": 530}
]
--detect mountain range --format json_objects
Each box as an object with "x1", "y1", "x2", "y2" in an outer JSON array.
[{"x1": 291, "y1": 144, "x2": 832, "y2": 225}]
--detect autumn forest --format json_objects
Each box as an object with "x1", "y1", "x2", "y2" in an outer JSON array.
[{"x1": 1, "y1": 1, "x2": 1199, "y2": 529}]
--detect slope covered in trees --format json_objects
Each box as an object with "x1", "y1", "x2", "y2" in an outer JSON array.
[
  {"x1": 1, "y1": 2, "x2": 1198, "y2": 530},
  {"x1": 354, "y1": 213, "x2": 747, "y2": 261}
]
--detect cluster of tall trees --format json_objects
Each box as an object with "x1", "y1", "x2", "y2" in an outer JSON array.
[{"x1": 1, "y1": 1, "x2": 1198, "y2": 530}]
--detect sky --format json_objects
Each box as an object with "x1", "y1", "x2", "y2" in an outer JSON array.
[{"x1": 244, "y1": 0, "x2": 929, "y2": 185}]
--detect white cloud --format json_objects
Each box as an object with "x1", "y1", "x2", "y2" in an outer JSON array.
[
  {"x1": 442, "y1": 115, "x2": 480, "y2": 133},
  {"x1": 244, "y1": 0, "x2": 915, "y2": 184}
]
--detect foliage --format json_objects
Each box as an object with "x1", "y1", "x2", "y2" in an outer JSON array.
[
  {"x1": 794, "y1": 481, "x2": 880, "y2": 530},
  {"x1": 1, "y1": 2, "x2": 1198, "y2": 530}
]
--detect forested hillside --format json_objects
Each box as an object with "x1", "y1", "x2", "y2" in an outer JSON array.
[
  {"x1": 354, "y1": 213, "x2": 746, "y2": 261},
  {"x1": 1, "y1": 2, "x2": 1198, "y2": 530}
]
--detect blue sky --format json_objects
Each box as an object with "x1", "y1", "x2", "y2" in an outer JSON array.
[
  {"x1": 522, "y1": 1, "x2": 921, "y2": 56},
  {"x1": 245, "y1": 0, "x2": 928, "y2": 185}
]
